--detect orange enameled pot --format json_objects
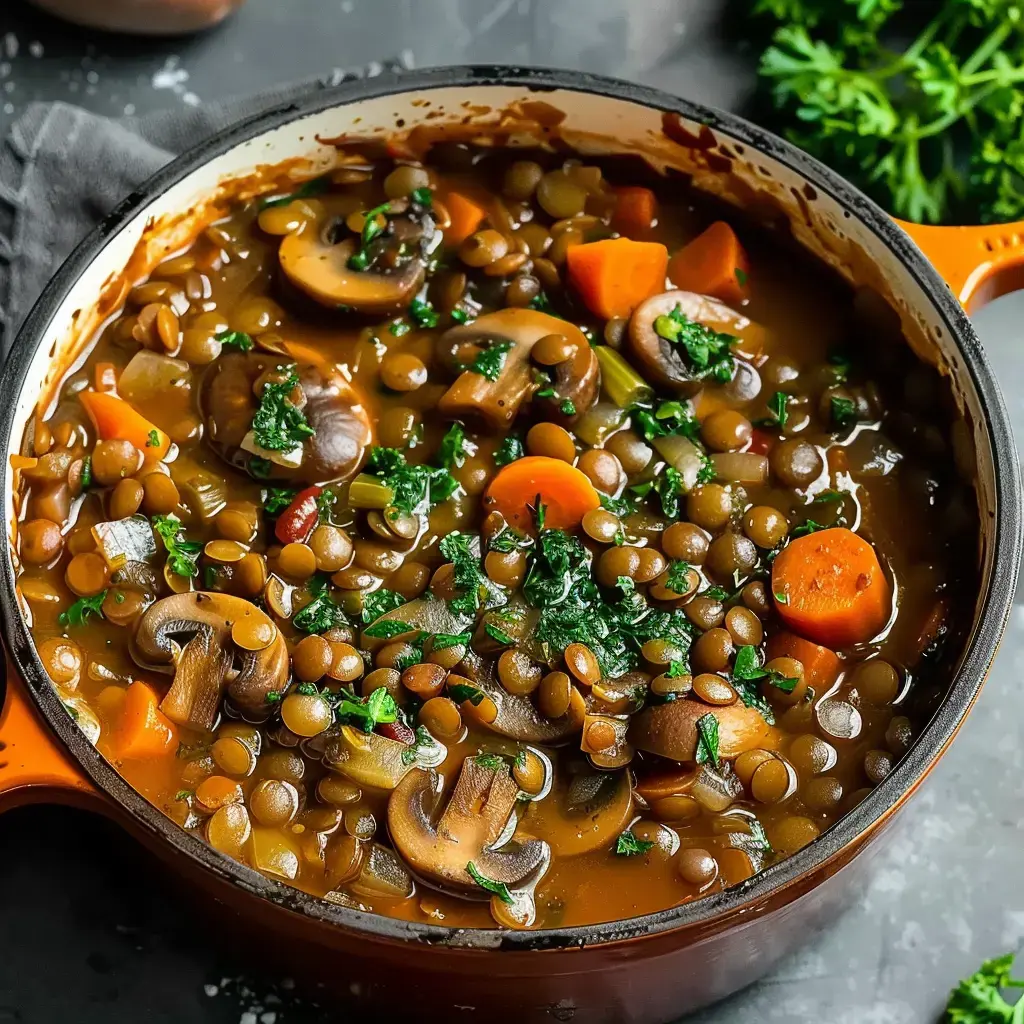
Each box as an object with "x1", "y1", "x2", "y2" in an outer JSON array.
[{"x1": 0, "y1": 68, "x2": 1020, "y2": 1023}]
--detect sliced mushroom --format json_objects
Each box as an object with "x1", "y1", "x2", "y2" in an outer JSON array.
[
  {"x1": 131, "y1": 592, "x2": 288, "y2": 730},
  {"x1": 200, "y1": 352, "x2": 372, "y2": 484},
  {"x1": 525, "y1": 764, "x2": 633, "y2": 856},
  {"x1": 322, "y1": 724, "x2": 446, "y2": 790},
  {"x1": 460, "y1": 650, "x2": 587, "y2": 744},
  {"x1": 437, "y1": 309, "x2": 599, "y2": 430},
  {"x1": 628, "y1": 290, "x2": 767, "y2": 397},
  {"x1": 628, "y1": 699, "x2": 779, "y2": 763},
  {"x1": 388, "y1": 758, "x2": 550, "y2": 897},
  {"x1": 279, "y1": 207, "x2": 430, "y2": 315}
]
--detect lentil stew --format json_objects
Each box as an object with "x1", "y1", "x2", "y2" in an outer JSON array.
[{"x1": 13, "y1": 139, "x2": 978, "y2": 930}]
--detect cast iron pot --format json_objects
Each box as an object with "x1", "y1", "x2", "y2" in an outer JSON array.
[{"x1": 0, "y1": 67, "x2": 1020, "y2": 1024}]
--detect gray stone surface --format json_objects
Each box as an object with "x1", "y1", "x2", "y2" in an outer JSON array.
[{"x1": 1, "y1": 1, "x2": 1023, "y2": 1021}]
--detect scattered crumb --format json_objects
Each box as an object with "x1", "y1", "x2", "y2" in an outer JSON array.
[{"x1": 28, "y1": 41, "x2": 43, "y2": 58}]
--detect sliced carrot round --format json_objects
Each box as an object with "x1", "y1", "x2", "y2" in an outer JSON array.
[
  {"x1": 771, "y1": 528, "x2": 890, "y2": 648},
  {"x1": 484, "y1": 456, "x2": 600, "y2": 532},
  {"x1": 112, "y1": 680, "x2": 178, "y2": 761}
]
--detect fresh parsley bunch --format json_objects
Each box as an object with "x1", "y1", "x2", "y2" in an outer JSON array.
[{"x1": 755, "y1": 0, "x2": 1024, "y2": 224}]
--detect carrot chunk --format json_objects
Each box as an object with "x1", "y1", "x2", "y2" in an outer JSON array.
[
  {"x1": 443, "y1": 192, "x2": 486, "y2": 246},
  {"x1": 484, "y1": 456, "x2": 600, "y2": 532},
  {"x1": 611, "y1": 186, "x2": 657, "y2": 236},
  {"x1": 566, "y1": 238, "x2": 669, "y2": 319},
  {"x1": 78, "y1": 391, "x2": 170, "y2": 463},
  {"x1": 667, "y1": 221, "x2": 750, "y2": 305},
  {"x1": 771, "y1": 528, "x2": 890, "y2": 648},
  {"x1": 112, "y1": 681, "x2": 177, "y2": 760},
  {"x1": 764, "y1": 632, "x2": 842, "y2": 691}
]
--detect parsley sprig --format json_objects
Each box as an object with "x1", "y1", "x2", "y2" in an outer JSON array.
[
  {"x1": 652, "y1": 306, "x2": 736, "y2": 383},
  {"x1": 251, "y1": 367, "x2": 315, "y2": 453},
  {"x1": 152, "y1": 514, "x2": 201, "y2": 578},
  {"x1": 364, "y1": 446, "x2": 459, "y2": 515}
]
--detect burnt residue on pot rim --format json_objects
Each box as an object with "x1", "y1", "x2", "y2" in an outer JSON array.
[{"x1": 0, "y1": 65, "x2": 1019, "y2": 953}]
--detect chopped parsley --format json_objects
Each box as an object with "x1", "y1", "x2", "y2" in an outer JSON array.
[
  {"x1": 249, "y1": 457, "x2": 273, "y2": 479},
  {"x1": 409, "y1": 296, "x2": 439, "y2": 329},
  {"x1": 466, "y1": 862, "x2": 514, "y2": 905},
  {"x1": 410, "y1": 186, "x2": 432, "y2": 208},
  {"x1": 694, "y1": 712, "x2": 720, "y2": 767},
  {"x1": 748, "y1": 820, "x2": 772, "y2": 854},
  {"x1": 630, "y1": 400, "x2": 701, "y2": 443},
  {"x1": 251, "y1": 367, "x2": 315, "y2": 453},
  {"x1": 58, "y1": 591, "x2": 107, "y2": 628},
  {"x1": 80, "y1": 456, "x2": 93, "y2": 490},
  {"x1": 735, "y1": 267, "x2": 748, "y2": 288},
  {"x1": 474, "y1": 752, "x2": 505, "y2": 771},
  {"x1": 438, "y1": 422, "x2": 472, "y2": 470},
  {"x1": 484, "y1": 622, "x2": 516, "y2": 646},
  {"x1": 755, "y1": 391, "x2": 790, "y2": 430},
  {"x1": 830, "y1": 395, "x2": 858, "y2": 430},
  {"x1": 467, "y1": 339, "x2": 514, "y2": 382},
  {"x1": 664, "y1": 560, "x2": 694, "y2": 595},
  {"x1": 389, "y1": 320, "x2": 412, "y2": 337},
  {"x1": 362, "y1": 619, "x2": 416, "y2": 640},
  {"x1": 315, "y1": 487, "x2": 339, "y2": 525},
  {"x1": 529, "y1": 291, "x2": 559, "y2": 316},
  {"x1": 615, "y1": 831, "x2": 655, "y2": 857},
  {"x1": 559, "y1": 399, "x2": 577, "y2": 416},
  {"x1": 598, "y1": 491, "x2": 637, "y2": 518},
  {"x1": 217, "y1": 330, "x2": 255, "y2": 352},
  {"x1": 151, "y1": 514, "x2": 201, "y2": 577},
  {"x1": 653, "y1": 306, "x2": 736, "y2": 383},
  {"x1": 335, "y1": 687, "x2": 399, "y2": 733},
  {"x1": 361, "y1": 587, "x2": 406, "y2": 624},
  {"x1": 293, "y1": 575, "x2": 347, "y2": 634},
  {"x1": 666, "y1": 660, "x2": 689, "y2": 679},
  {"x1": 400, "y1": 725, "x2": 437, "y2": 765},
  {"x1": 263, "y1": 487, "x2": 298, "y2": 516},
  {"x1": 347, "y1": 201, "x2": 392, "y2": 271},
  {"x1": 439, "y1": 532, "x2": 504, "y2": 618},
  {"x1": 812, "y1": 489, "x2": 846, "y2": 504},
  {"x1": 450, "y1": 308, "x2": 474, "y2": 325},
  {"x1": 429, "y1": 630, "x2": 472, "y2": 651},
  {"x1": 945, "y1": 952, "x2": 1024, "y2": 1023},
  {"x1": 146, "y1": 429, "x2": 161, "y2": 448},
  {"x1": 732, "y1": 644, "x2": 800, "y2": 695},
  {"x1": 257, "y1": 175, "x2": 330, "y2": 210},
  {"x1": 364, "y1": 446, "x2": 459, "y2": 515},
  {"x1": 448, "y1": 682, "x2": 487, "y2": 706},
  {"x1": 493, "y1": 435, "x2": 525, "y2": 467},
  {"x1": 790, "y1": 519, "x2": 825, "y2": 539}
]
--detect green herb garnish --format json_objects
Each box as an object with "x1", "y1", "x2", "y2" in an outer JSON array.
[
  {"x1": 58, "y1": 591, "x2": 107, "y2": 627},
  {"x1": 347, "y1": 201, "x2": 392, "y2": 271},
  {"x1": 365, "y1": 446, "x2": 459, "y2": 515},
  {"x1": 409, "y1": 296, "x2": 439, "y2": 329},
  {"x1": 474, "y1": 752, "x2": 505, "y2": 770},
  {"x1": 615, "y1": 831, "x2": 655, "y2": 857},
  {"x1": 448, "y1": 682, "x2": 487, "y2": 706},
  {"x1": 664, "y1": 560, "x2": 694, "y2": 595},
  {"x1": 467, "y1": 339, "x2": 514, "y2": 382},
  {"x1": 494, "y1": 435, "x2": 525, "y2": 467},
  {"x1": 756, "y1": 391, "x2": 790, "y2": 430},
  {"x1": 251, "y1": 366, "x2": 315, "y2": 453},
  {"x1": 694, "y1": 712, "x2": 720, "y2": 767},
  {"x1": 484, "y1": 622, "x2": 516, "y2": 646},
  {"x1": 653, "y1": 306, "x2": 735, "y2": 383},
  {"x1": 263, "y1": 487, "x2": 297, "y2": 516},
  {"x1": 361, "y1": 587, "x2": 406, "y2": 624},
  {"x1": 258, "y1": 175, "x2": 330, "y2": 210},
  {"x1": 438, "y1": 422, "x2": 472, "y2": 470},
  {"x1": 335, "y1": 687, "x2": 399, "y2": 733},
  {"x1": 146, "y1": 429, "x2": 161, "y2": 448},
  {"x1": 439, "y1": 532, "x2": 503, "y2": 618},
  {"x1": 944, "y1": 951, "x2": 1024, "y2": 1022},
  {"x1": 790, "y1": 519, "x2": 825, "y2": 539},
  {"x1": 559, "y1": 399, "x2": 577, "y2": 416},
  {"x1": 217, "y1": 330, "x2": 255, "y2": 352},
  {"x1": 411, "y1": 186, "x2": 433, "y2": 208},
  {"x1": 293, "y1": 575, "x2": 347, "y2": 634},
  {"x1": 151, "y1": 514, "x2": 201, "y2": 578},
  {"x1": 466, "y1": 861, "x2": 514, "y2": 905},
  {"x1": 830, "y1": 395, "x2": 858, "y2": 429},
  {"x1": 80, "y1": 456, "x2": 93, "y2": 490},
  {"x1": 363, "y1": 619, "x2": 416, "y2": 639}
]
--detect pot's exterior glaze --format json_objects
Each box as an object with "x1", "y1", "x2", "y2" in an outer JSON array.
[{"x1": 0, "y1": 68, "x2": 1020, "y2": 1023}]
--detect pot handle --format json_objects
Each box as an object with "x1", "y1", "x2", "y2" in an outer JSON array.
[
  {"x1": 895, "y1": 217, "x2": 1024, "y2": 311},
  {"x1": 0, "y1": 661, "x2": 100, "y2": 813}
]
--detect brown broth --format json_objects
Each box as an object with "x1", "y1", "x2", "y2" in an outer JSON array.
[{"x1": 14, "y1": 145, "x2": 977, "y2": 929}]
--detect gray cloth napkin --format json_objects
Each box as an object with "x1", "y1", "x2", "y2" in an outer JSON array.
[{"x1": 0, "y1": 56, "x2": 410, "y2": 357}]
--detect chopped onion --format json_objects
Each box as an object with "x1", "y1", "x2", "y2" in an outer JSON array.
[
  {"x1": 652, "y1": 434, "x2": 704, "y2": 493},
  {"x1": 691, "y1": 764, "x2": 743, "y2": 813},
  {"x1": 711, "y1": 452, "x2": 769, "y2": 484},
  {"x1": 351, "y1": 842, "x2": 414, "y2": 900},
  {"x1": 91, "y1": 514, "x2": 158, "y2": 570},
  {"x1": 240, "y1": 429, "x2": 303, "y2": 469}
]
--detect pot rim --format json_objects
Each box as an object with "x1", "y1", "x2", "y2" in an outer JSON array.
[{"x1": 2, "y1": 64, "x2": 1020, "y2": 952}]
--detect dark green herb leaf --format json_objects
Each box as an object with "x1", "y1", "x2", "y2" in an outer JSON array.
[
  {"x1": 293, "y1": 575, "x2": 347, "y2": 634},
  {"x1": 755, "y1": 391, "x2": 790, "y2": 429},
  {"x1": 466, "y1": 861, "x2": 514, "y2": 904},
  {"x1": 485, "y1": 622, "x2": 516, "y2": 646},
  {"x1": 336, "y1": 687, "x2": 399, "y2": 733},
  {"x1": 733, "y1": 645, "x2": 767, "y2": 681},
  {"x1": 249, "y1": 457, "x2": 273, "y2": 479},
  {"x1": 80, "y1": 456, "x2": 93, "y2": 490},
  {"x1": 467, "y1": 339, "x2": 514, "y2": 382},
  {"x1": 361, "y1": 587, "x2": 406, "y2": 624},
  {"x1": 703, "y1": 586, "x2": 729, "y2": 601},
  {"x1": 665, "y1": 560, "x2": 694, "y2": 595},
  {"x1": 694, "y1": 712, "x2": 720, "y2": 767},
  {"x1": 264, "y1": 691, "x2": 282, "y2": 704},
  {"x1": 944, "y1": 951, "x2": 1024, "y2": 1023},
  {"x1": 494, "y1": 434, "x2": 525, "y2": 467},
  {"x1": 450, "y1": 308, "x2": 473, "y2": 325},
  {"x1": 252, "y1": 366, "x2": 315, "y2": 452},
  {"x1": 409, "y1": 296, "x2": 440, "y2": 329},
  {"x1": 295, "y1": 682, "x2": 320, "y2": 696},
  {"x1": 217, "y1": 330, "x2": 255, "y2": 352},
  {"x1": 59, "y1": 591, "x2": 107, "y2": 627},
  {"x1": 474, "y1": 752, "x2": 505, "y2": 770},
  {"x1": 429, "y1": 631, "x2": 472, "y2": 651},
  {"x1": 448, "y1": 682, "x2": 486, "y2": 706},
  {"x1": 813, "y1": 489, "x2": 846, "y2": 504},
  {"x1": 666, "y1": 660, "x2": 689, "y2": 679},
  {"x1": 529, "y1": 291, "x2": 559, "y2": 317},
  {"x1": 599, "y1": 491, "x2": 636, "y2": 518},
  {"x1": 411, "y1": 186, "x2": 433, "y2": 208},
  {"x1": 263, "y1": 487, "x2": 298, "y2": 516},
  {"x1": 615, "y1": 831, "x2": 655, "y2": 857},
  {"x1": 400, "y1": 725, "x2": 436, "y2": 765},
  {"x1": 439, "y1": 532, "x2": 502, "y2": 618},
  {"x1": 146, "y1": 428, "x2": 161, "y2": 448},
  {"x1": 559, "y1": 399, "x2": 576, "y2": 416},
  {"x1": 365, "y1": 446, "x2": 459, "y2": 514},
  {"x1": 790, "y1": 519, "x2": 825, "y2": 539},
  {"x1": 389, "y1": 320, "x2": 412, "y2": 337},
  {"x1": 830, "y1": 395, "x2": 858, "y2": 430},
  {"x1": 315, "y1": 487, "x2": 338, "y2": 525},
  {"x1": 438, "y1": 422, "x2": 472, "y2": 470},
  {"x1": 735, "y1": 266, "x2": 749, "y2": 287},
  {"x1": 748, "y1": 820, "x2": 773, "y2": 854},
  {"x1": 152, "y1": 514, "x2": 201, "y2": 577},
  {"x1": 653, "y1": 306, "x2": 735, "y2": 382},
  {"x1": 363, "y1": 619, "x2": 416, "y2": 639}
]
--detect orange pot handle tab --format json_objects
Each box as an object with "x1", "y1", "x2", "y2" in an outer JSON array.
[
  {"x1": 0, "y1": 660, "x2": 99, "y2": 813},
  {"x1": 896, "y1": 217, "x2": 1024, "y2": 312}
]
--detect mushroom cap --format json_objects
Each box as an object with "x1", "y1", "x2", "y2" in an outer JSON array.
[
  {"x1": 437, "y1": 308, "x2": 599, "y2": 431},
  {"x1": 200, "y1": 351, "x2": 372, "y2": 485},
  {"x1": 279, "y1": 211, "x2": 428, "y2": 315},
  {"x1": 627, "y1": 289, "x2": 766, "y2": 397},
  {"x1": 132, "y1": 591, "x2": 289, "y2": 726},
  {"x1": 387, "y1": 759, "x2": 550, "y2": 896},
  {"x1": 628, "y1": 699, "x2": 779, "y2": 763}
]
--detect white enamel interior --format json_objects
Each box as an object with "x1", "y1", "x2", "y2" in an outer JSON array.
[{"x1": 5, "y1": 81, "x2": 998, "y2": 752}]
